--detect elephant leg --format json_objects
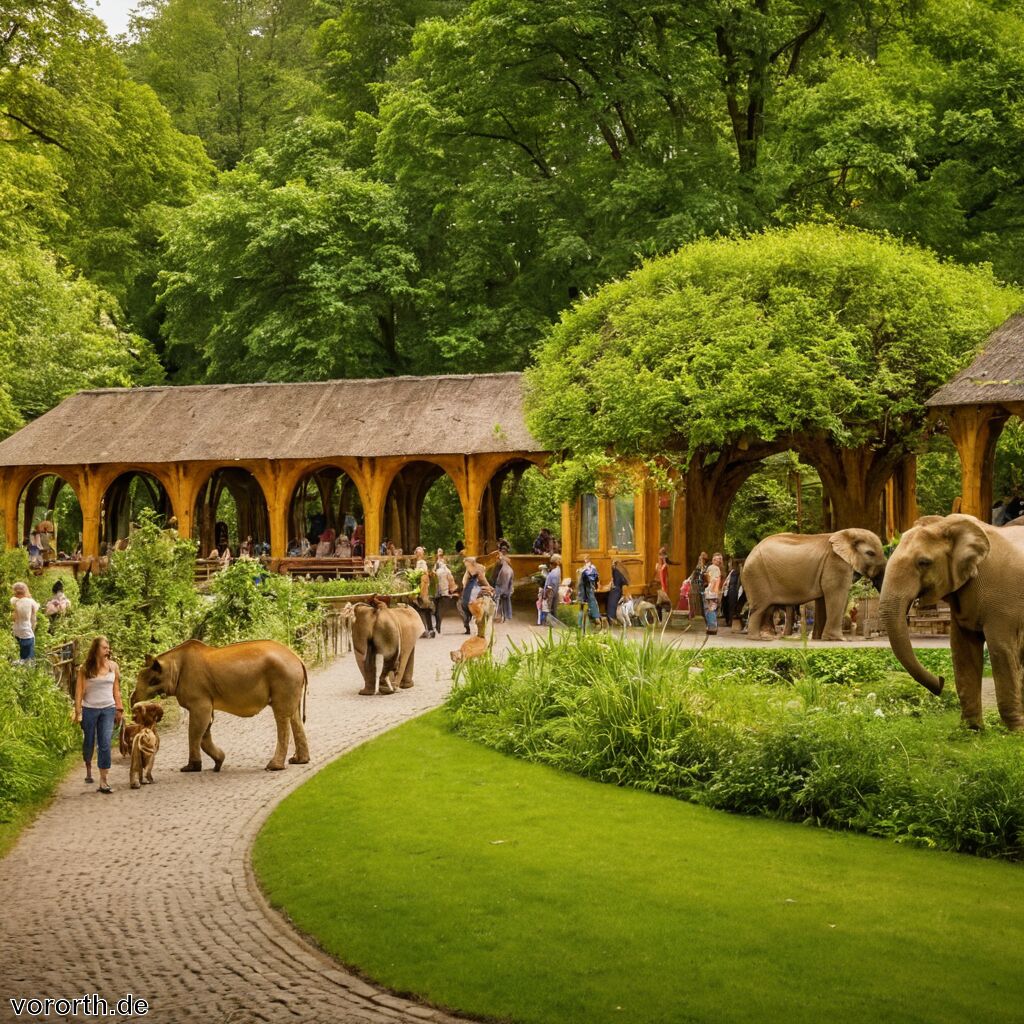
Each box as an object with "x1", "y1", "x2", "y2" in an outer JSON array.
[
  {"x1": 950, "y1": 621, "x2": 985, "y2": 729},
  {"x1": 783, "y1": 607, "x2": 796, "y2": 638},
  {"x1": 820, "y1": 588, "x2": 847, "y2": 641},
  {"x1": 200, "y1": 720, "x2": 225, "y2": 772},
  {"x1": 399, "y1": 647, "x2": 416, "y2": 689},
  {"x1": 746, "y1": 603, "x2": 771, "y2": 640},
  {"x1": 987, "y1": 644, "x2": 1024, "y2": 732},
  {"x1": 378, "y1": 654, "x2": 398, "y2": 695},
  {"x1": 355, "y1": 645, "x2": 376, "y2": 696},
  {"x1": 181, "y1": 704, "x2": 211, "y2": 772},
  {"x1": 288, "y1": 710, "x2": 310, "y2": 764},
  {"x1": 266, "y1": 710, "x2": 290, "y2": 770},
  {"x1": 812, "y1": 598, "x2": 825, "y2": 640}
]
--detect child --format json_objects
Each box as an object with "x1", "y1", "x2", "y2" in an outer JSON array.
[{"x1": 536, "y1": 584, "x2": 546, "y2": 625}]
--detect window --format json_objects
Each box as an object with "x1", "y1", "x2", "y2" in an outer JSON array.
[
  {"x1": 580, "y1": 494, "x2": 599, "y2": 549},
  {"x1": 612, "y1": 494, "x2": 636, "y2": 550}
]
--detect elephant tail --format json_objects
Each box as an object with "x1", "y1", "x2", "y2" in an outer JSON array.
[{"x1": 301, "y1": 662, "x2": 309, "y2": 723}]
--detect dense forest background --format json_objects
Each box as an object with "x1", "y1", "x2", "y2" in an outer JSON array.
[{"x1": 5, "y1": 0, "x2": 1024, "y2": 545}]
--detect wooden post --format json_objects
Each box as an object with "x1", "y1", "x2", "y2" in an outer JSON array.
[
  {"x1": 1, "y1": 469, "x2": 18, "y2": 548},
  {"x1": 946, "y1": 405, "x2": 1007, "y2": 521}
]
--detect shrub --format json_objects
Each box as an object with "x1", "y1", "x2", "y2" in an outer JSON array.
[
  {"x1": 0, "y1": 660, "x2": 78, "y2": 822},
  {"x1": 447, "y1": 635, "x2": 1024, "y2": 859}
]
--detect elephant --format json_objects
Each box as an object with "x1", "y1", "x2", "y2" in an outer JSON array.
[
  {"x1": 352, "y1": 600, "x2": 422, "y2": 695},
  {"x1": 879, "y1": 514, "x2": 1024, "y2": 731},
  {"x1": 742, "y1": 529, "x2": 887, "y2": 641},
  {"x1": 131, "y1": 639, "x2": 309, "y2": 772}
]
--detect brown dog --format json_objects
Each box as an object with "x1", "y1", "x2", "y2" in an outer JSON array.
[{"x1": 128, "y1": 702, "x2": 163, "y2": 789}]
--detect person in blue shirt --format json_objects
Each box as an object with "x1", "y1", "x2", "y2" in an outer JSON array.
[
  {"x1": 543, "y1": 554, "x2": 564, "y2": 628},
  {"x1": 577, "y1": 556, "x2": 601, "y2": 633}
]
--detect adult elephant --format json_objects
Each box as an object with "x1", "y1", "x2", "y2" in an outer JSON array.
[
  {"x1": 352, "y1": 600, "x2": 422, "y2": 695},
  {"x1": 880, "y1": 514, "x2": 1024, "y2": 731},
  {"x1": 743, "y1": 529, "x2": 887, "y2": 641},
  {"x1": 132, "y1": 639, "x2": 309, "y2": 772}
]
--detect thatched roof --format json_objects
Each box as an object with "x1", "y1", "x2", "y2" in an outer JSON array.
[
  {"x1": 0, "y1": 373, "x2": 544, "y2": 467},
  {"x1": 927, "y1": 314, "x2": 1024, "y2": 409}
]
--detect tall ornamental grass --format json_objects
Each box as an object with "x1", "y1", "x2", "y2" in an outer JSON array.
[
  {"x1": 447, "y1": 635, "x2": 1024, "y2": 859},
  {"x1": 0, "y1": 660, "x2": 78, "y2": 822}
]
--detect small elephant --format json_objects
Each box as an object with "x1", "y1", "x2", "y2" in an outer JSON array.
[
  {"x1": 352, "y1": 600, "x2": 422, "y2": 695},
  {"x1": 880, "y1": 514, "x2": 1024, "y2": 730},
  {"x1": 743, "y1": 529, "x2": 886, "y2": 641},
  {"x1": 132, "y1": 639, "x2": 309, "y2": 772}
]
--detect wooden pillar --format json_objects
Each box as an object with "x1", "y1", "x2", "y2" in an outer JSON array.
[
  {"x1": 79, "y1": 469, "x2": 102, "y2": 558},
  {"x1": 560, "y1": 499, "x2": 575, "y2": 570},
  {"x1": 946, "y1": 405, "x2": 1007, "y2": 521},
  {"x1": 1, "y1": 469, "x2": 18, "y2": 548}
]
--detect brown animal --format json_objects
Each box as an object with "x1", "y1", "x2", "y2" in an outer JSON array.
[
  {"x1": 131, "y1": 639, "x2": 309, "y2": 773},
  {"x1": 450, "y1": 636, "x2": 489, "y2": 664},
  {"x1": 450, "y1": 595, "x2": 496, "y2": 664},
  {"x1": 128, "y1": 702, "x2": 163, "y2": 789}
]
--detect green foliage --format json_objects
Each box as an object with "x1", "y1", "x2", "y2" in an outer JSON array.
[
  {"x1": 526, "y1": 224, "x2": 1020, "y2": 493},
  {"x1": 499, "y1": 467, "x2": 560, "y2": 553},
  {"x1": 916, "y1": 433, "x2": 962, "y2": 516},
  {"x1": 448, "y1": 635, "x2": 1024, "y2": 859},
  {"x1": 725, "y1": 452, "x2": 825, "y2": 556},
  {"x1": 158, "y1": 152, "x2": 417, "y2": 381},
  {"x1": 0, "y1": 0, "x2": 209, "y2": 417},
  {"x1": 198, "y1": 560, "x2": 322, "y2": 657},
  {"x1": 0, "y1": 661, "x2": 78, "y2": 821},
  {"x1": 418, "y1": 475, "x2": 463, "y2": 553},
  {"x1": 126, "y1": 0, "x2": 324, "y2": 170},
  {"x1": 296, "y1": 570, "x2": 412, "y2": 598},
  {"x1": 61, "y1": 510, "x2": 203, "y2": 688}
]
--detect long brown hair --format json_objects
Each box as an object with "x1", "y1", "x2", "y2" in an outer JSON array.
[{"x1": 83, "y1": 636, "x2": 109, "y2": 679}]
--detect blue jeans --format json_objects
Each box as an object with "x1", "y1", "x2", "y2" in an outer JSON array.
[
  {"x1": 81, "y1": 706, "x2": 115, "y2": 770},
  {"x1": 497, "y1": 593, "x2": 512, "y2": 621},
  {"x1": 16, "y1": 636, "x2": 34, "y2": 661}
]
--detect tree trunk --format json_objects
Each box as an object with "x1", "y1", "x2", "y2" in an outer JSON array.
[
  {"x1": 684, "y1": 440, "x2": 789, "y2": 568},
  {"x1": 800, "y1": 437, "x2": 907, "y2": 536}
]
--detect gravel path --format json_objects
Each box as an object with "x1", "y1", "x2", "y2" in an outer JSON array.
[{"x1": 0, "y1": 619, "x2": 958, "y2": 1023}]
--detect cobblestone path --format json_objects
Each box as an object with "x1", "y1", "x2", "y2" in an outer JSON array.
[{"x1": 0, "y1": 624, "x2": 543, "y2": 1024}]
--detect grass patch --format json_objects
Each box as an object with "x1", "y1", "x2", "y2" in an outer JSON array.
[
  {"x1": 0, "y1": 751, "x2": 74, "y2": 860},
  {"x1": 446, "y1": 634, "x2": 1024, "y2": 859},
  {"x1": 255, "y1": 713, "x2": 1024, "y2": 1024}
]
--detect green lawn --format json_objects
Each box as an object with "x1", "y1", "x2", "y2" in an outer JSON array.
[{"x1": 254, "y1": 713, "x2": 1024, "y2": 1024}]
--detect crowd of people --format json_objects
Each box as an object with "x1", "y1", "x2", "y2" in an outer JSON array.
[{"x1": 681, "y1": 552, "x2": 746, "y2": 635}]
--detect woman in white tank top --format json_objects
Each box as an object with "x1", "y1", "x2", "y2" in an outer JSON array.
[{"x1": 74, "y1": 636, "x2": 123, "y2": 792}]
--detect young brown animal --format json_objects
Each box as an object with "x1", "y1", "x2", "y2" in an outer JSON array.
[{"x1": 128, "y1": 702, "x2": 163, "y2": 789}]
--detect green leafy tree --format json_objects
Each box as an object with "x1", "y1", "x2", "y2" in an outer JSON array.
[
  {"x1": 158, "y1": 135, "x2": 418, "y2": 381},
  {"x1": 526, "y1": 224, "x2": 1021, "y2": 565},
  {"x1": 0, "y1": 245, "x2": 162, "y2": 430},
  {"x1": 126, "y1": 0, "x2": 323, "y2": 169}
]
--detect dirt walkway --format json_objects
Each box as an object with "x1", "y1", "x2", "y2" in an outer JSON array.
[{"x1": 0, "y1": 621, "x2": 958, "y2": 1022}]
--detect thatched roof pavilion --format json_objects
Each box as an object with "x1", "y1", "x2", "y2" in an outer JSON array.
[
  {"x1": 926, "y1": 314, "x2": 1024, "y2": 519},
  {"x1": 0, "y1": 373, "x2": 547, "y2": 559}
]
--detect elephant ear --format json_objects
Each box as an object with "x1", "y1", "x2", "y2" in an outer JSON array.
[
  {"x1": 828, "y1": 530, "x2": 861, "y2": 568},
  {"x1": 943, "y1": 516, "x2": 991, "y2": 591}
]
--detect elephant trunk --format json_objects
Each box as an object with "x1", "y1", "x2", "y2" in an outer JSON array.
[
  {"x1": 879, "y1": 590, "x2": 944, "y2": 696},
  {"x1": 871, "y1": 565, "x2": 885, "y2": 592}
]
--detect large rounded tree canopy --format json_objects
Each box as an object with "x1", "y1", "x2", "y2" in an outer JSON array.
[{"x1": 525, "y1": 223, "x2": 1021, "y2": 558}]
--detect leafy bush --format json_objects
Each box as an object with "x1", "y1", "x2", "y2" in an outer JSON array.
[
  {"x1": 447, "y1": 635, "x2": 1024, "y2": 859},
  {"x1": 0, "y1": 660, "x2": 78, "y2": 822},
  {"x1": 198, "y1": 560, "x2": 323, "y2": 659}
]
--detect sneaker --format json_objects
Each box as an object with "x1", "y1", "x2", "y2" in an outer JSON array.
[
  {"x1": 98, "y1": 785, "x2": 113, "y2": 794},
  {"x1": 84, "y1": 775, "x2": 94, "y2": 785}
]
